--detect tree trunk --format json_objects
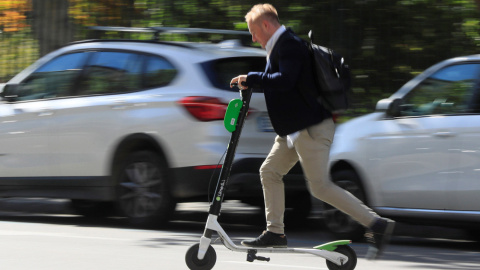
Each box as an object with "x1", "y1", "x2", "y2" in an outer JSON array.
[{"x1": 32, "y1": 0, "x2": 73, "y2": 56}]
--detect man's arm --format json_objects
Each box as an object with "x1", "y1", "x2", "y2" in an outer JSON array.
[{"x1": 246, "y1": 38, "x2": 305, "y2": 92}]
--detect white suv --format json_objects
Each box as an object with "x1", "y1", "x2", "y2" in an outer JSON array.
[
  {"x1": 0, "y1": 32, "x2": 311, "y2": 227},
  {"x1": 325, "y1": 55, "x2": 480, "y2": 239}
]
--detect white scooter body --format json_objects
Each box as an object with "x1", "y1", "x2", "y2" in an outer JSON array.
[{"x1": 185, "y1": 87, "x2": 357, "y2": 270}]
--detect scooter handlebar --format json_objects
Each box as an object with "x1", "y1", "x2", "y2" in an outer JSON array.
[
  {"x1": 230, "y1": 81, "x2": 247, "y2": 88},
  {"x1": 230, "y1": 82, "x2": 252, "y2": 99}
]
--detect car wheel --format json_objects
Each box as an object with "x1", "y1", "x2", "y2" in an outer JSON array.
[
  {"x1": 116, "y1": 150, "x2": 176, "y2": 227},
  {"x1": 323, "y1": 170, "x2": 366, "y2": 240},
  {"x1": 70, "y1": 199, "x2": 114, "y2": 218}
]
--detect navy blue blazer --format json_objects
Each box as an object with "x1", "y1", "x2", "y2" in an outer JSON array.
[{"x1": 245, "y1": 29, "x2": 331, "y2": 136}]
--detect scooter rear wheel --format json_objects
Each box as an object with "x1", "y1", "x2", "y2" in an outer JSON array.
[
  {"x1": 185, "y1": 243, "x2": 217, "y2": 270},
  {"x1": 326, "y1": 245, "x2": 357, "y2": 270}
]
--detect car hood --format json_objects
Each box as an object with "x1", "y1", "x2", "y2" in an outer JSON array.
[{"x1": 335, "y1": 112, "x2": 384, "y2": 138}]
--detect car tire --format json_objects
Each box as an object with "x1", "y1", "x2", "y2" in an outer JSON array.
[
  {"x1": 116, "y1": 150, "x2": 176, "y2": 228},
  {"x1": 70, "y1": 199, "x2": 114, "y2": 218},
  {"x1": 322, "y1": 170, "x2": 366, "y2": 240}
]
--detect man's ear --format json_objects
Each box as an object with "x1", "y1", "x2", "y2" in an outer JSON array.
[{"x1": 261, "y1": 19, "x2": 270, "y2": 31}]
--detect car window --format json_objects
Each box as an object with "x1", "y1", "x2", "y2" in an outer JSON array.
[
  {"x1": 78, "y1": 51, "x2": 142, "y2": 95},
  {"x1": 14, "y1": 52, "x2": 88, "y2": 101},
  {"x1": 400, "y1": 63, "x2": 480, "y2": 116},
  {"x1": 143, "y1": 55, "x2": 178, "y2": 88},
  {"x1": 201, "y1": 57, "x2": 266, "y2": 92}
]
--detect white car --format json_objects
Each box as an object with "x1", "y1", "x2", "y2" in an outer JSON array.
[
  {"x1": 325, "y1": 55, "x2": 480, "y2": 239},
  {"x1": 0, "y1": 30, "x2": 312, "y2": 227}
]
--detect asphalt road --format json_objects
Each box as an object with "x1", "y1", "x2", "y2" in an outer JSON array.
[{"x1": 0, "y1": 199, "x2": 478, "y2": 270}]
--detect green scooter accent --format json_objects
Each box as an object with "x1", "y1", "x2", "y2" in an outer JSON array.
[
  {"x1": 224, "y1": 99, "x2": 242, "y2": 133},
  {"x1": 314, "y1": 240, "x2": 352, "y2": 251}
]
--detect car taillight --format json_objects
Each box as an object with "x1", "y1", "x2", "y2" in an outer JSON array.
[
  {"x1": 178, "y1": 96, "x2": 228, "y2": 122},
  {"x1": 178, "y1": 96, "x2": 256, "y2": 122},
  {"x1": 332, "y1": 113, "x2": 338, "y2": 123}
]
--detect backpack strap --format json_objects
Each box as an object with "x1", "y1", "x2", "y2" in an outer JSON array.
[
  {"x1": 306, "y1": 30, "x2": 335, "y2": 111},
  {"x1": 308, "y1": 30, "x2": 314, "y2": 44},
  {"x1": 298, "y1": 31, "x2": 320, "y2": 110},
  {"x1": 306, "y1": 30, "x2": 324, "y2": 98}
]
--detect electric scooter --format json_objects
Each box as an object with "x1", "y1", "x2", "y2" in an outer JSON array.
[{"x1": 185, "y1": 84, "x2": 357, "y2": 270}]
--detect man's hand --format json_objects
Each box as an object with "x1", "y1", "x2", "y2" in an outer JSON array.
[{"x1": 230, "y1": 75, "x2": 248, "y2": 90}]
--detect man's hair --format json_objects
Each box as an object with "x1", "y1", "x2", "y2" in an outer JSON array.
[{"x1": 245, "y1": 3, "x2": 280, "y2": 24}]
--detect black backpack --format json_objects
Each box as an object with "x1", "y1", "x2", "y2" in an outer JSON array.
[{"x1": 306, "y1": 30, "x2": 351, "y2": 113}]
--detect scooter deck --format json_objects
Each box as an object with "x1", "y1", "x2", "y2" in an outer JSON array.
[{"x1": 205, "y1": 214, "x2": 351, "y2": 266}]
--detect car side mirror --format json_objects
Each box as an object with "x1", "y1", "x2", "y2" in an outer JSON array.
[
  {"x1": 1, "y1": 84, "x2": 19, "y2": 102},
  {"x1": 387, "y1": 98, "x2": 403, "y2": 117},
  {"x1": 375, "y1": 98, "x2": 403, "y2": 117}
]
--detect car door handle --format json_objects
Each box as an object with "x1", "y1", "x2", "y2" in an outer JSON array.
[
  {"x1": 111, "y1": 100, "x2": 127, "y2": 110},
  {"x1": 433, "y1": 131, "x2": 456, "y2": 138},
  {"x1": 111, "y1": 105, "x2": 128, "y2": 110},
  {"x1": 38, "y1": 110, "x2": 54, "y2": 117}
]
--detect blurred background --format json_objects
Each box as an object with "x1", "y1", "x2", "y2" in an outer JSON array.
[{"x1": 2, "y1": 0, "x2": 480, "y2": 120}]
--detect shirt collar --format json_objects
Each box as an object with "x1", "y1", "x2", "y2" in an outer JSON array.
[{"x1": 266, "y1": 25, "x2": 286, "y2": 59}]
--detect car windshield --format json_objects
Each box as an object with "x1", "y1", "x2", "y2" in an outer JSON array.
[{"x1": 201, "y1": 57, "x2": 266, "y2": 92}]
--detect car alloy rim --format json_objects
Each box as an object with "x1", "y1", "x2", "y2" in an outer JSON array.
[{"x1": 120, "y1": 161, "x2": 163, "y2": 218}]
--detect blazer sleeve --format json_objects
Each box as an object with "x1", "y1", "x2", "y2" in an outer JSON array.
[{"x1": 245, "y1": 38, "x2": 306, "y2": 92}]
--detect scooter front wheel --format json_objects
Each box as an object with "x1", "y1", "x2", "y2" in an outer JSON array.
[
  {"x1": 185, "y1": 243, "x2": 217, "y2": 270},
  {"x1": 326, "y1": 245, "x2": 357, "y2": 270}
]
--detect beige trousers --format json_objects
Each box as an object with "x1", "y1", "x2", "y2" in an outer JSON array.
[{"x1": 260, "y1": 118, "x2": 378, "y2": 234}]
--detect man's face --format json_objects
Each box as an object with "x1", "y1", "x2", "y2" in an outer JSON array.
[{"x1": 247, "y1": 19, "x2": 270, "y2": 49}]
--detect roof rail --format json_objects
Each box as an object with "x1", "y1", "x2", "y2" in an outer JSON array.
[
  {"x1": 69, "y1": 39, "x2": 195, "y2": 49},
  {"x1": 89, "y1": 26, "x2": 155, "y2": 33},
  {"x1": 88, "y1": 26, "x2": 250, "y2": 41}
]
